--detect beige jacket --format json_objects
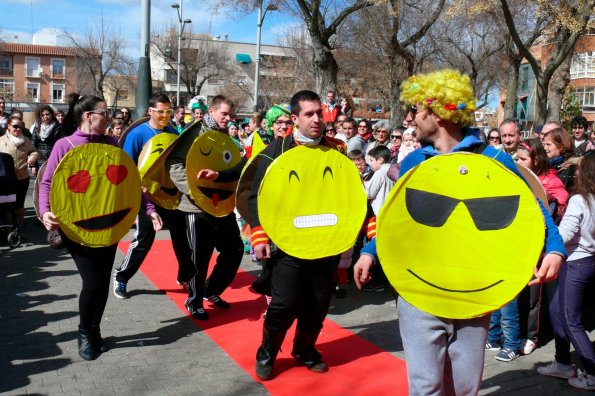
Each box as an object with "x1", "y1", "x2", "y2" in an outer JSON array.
[{"x1": 0, "y1": 133, "x2": 38, "y2": 180}]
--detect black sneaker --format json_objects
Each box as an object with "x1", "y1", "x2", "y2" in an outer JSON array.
[
  {"x1": 362, "y1": 284, "x2": 385, "y2": 293},
  {"x1": 186, "y1": 304, "x2": 209, "y2": 320},
  {"x1": 204, "y1": 295, "x2": 231, "y2": 309},
  {"x1": 113, "y1": 278, "x2": 128, "y2": 299}
]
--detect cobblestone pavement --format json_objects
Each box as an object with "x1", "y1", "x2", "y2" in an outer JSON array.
[{"x1": 0, "y1": 186, "x2": 588, "y2": 395}]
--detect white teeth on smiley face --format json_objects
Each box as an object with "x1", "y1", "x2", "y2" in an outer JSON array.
[{"x1": 293, "y1": 214, "x2": 338, "y2": 229}]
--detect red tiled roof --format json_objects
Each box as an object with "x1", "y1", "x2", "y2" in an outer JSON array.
[{"x1": 1, "y1": 43, "x2": 78, "y2": 57}]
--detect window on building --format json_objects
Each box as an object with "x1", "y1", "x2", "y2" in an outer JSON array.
[
  {"x1": 0, "y1": 79, "x2": 14, "y2": 98},
  {"x1": 52, "y1": 84, "x2": 65, "y2": 103},
  {"x1": 26, "y1": 58, "x2": 41, "y2": 77},
  {"x1": 570, "y1": 52, "x2": 595, "y2": 79},
  {"x1": 520, "y1": 66, "x2": 529, "y2": 91},
  {"x1": 117, "y1": 89, "x2": 129, "y2": 100},
  {"x1": 26, "y1": 82, "x2": 40, "y2": 102},
  {"x1": 574, "y1": 86, "x2": 595, "y2": 111},
  {"x1": 51, "y1": 59, "x2": 65, "y2": 78},
  {"x1": 0, "y1": 57, "x2": 12, "y2": 71},
  {"x1": 165, "y1": 69, "x2": 178, "y2": 84}
]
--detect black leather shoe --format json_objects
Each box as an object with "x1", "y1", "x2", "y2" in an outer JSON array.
[
  {"x1": 91, "y1": 327, "x2": 109, "y2": 353},
  {"x1": 78, "y1": 328, "x2": 100, "y2": 361}
]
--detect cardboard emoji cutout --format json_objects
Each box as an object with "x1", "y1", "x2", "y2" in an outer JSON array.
[
  {"x1": 50, "y1": 143, "x2": 141, "y2": 247},
  {"x1": 186, "y1": 131, "x2": 242, "y2": 217},
  {"x1": 137, "y1": 133, "x2": 181, "y2": 209},
  {"x1": 377, "y1": 153, "x2": 544, "y2": 319},
  {"x1": 258, "y1": 145, "x2": 367, "y2": 259}
]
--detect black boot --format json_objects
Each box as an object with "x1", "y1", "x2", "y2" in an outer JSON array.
[
  {"x1": 78, "y1": 328, "x2": 100, "y2": 361},
  {"x1": 291, "y1": 330, "x2": 328, "y2": 373},
  {"x1": 255, "y1": 328, "x2": 285, "y2": 380},
  {"x1": 91, "y1": 326, "x2": 109, "y2": 353}
]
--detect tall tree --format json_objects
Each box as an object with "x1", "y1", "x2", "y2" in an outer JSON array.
[
  {"x1": 61, "y1": 17, "x2": 135, "y2": 98},
  {"x1": 499, "y1": 0, "x2": 595, "y2": 123},
  {"x1": 151, "y1": 28, "x2": 232, "y2": 102}
]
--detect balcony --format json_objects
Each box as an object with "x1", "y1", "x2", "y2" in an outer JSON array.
[
  {"x1": 51, "y1": 73, "x2": 65, "y2": 79},
  {"x1": 25, "y1": 68, "x2": 42, "y2": 78},
  {"x1": 0, "y1": 69, "x2": 14, "y2": 77}
]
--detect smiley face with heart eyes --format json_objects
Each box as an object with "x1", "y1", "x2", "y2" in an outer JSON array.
[{"x1": 50, "y1": 143, "x2": 141, "y2": 247}]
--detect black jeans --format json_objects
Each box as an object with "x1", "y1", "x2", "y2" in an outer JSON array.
[
  {"x1": 264, "y1": 252, "x2": 339, "y2": 336},
  {"x1": 64, "y1": 235, "x2": 117, "y2": 330}
]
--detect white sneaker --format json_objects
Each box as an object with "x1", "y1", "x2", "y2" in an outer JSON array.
[
  {"x1": 520, "y1": 338, "x2": 537, "y2": 355},
  {"x1": 569, "y1": 370, "x2": 595, "y2": 390}
]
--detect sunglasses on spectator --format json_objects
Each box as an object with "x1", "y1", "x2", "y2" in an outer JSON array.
[
  {"x1": 150, "y1": 108, "x2": 174, "y2": 116},
  {"x1": 86, "y1": 109, "x2": 110, "y2": 117},
  {"x1": 390, "y1": 135, "x2": 402, "y2": 139},
  {"x1": 10, "y1": 124, "x2": 23, "y2": 129},
  {"x1": 274, "y1": 120, "x2": 293, "y2": 126},
  {"x1": 489, "y1": 136, "x2": 500, "y2": 141}
]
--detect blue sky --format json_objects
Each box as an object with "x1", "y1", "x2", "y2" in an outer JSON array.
[{"x1": 2, "y1": 0, "x2": 295, "y2": 57}]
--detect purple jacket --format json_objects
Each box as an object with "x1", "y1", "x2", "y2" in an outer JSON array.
[{"x1": 39, "y1": 128, "x2": 155, "y2": 217}]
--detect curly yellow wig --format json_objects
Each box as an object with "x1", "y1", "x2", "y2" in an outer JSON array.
[{"x1": 400, "y1": 69, "x2": 476, "y2": 127}]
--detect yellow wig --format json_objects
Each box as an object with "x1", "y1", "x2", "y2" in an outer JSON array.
[{"x1": 400, "y1": 69, "x2": 476, "y2": 127}]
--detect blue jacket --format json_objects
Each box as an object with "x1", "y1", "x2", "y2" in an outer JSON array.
[
  {"x1": 361, "y1": 129, "x2": 567, "y2": 260},
  {"x1": 122, "y1": 122, "x2": 177, "y2": 164}
]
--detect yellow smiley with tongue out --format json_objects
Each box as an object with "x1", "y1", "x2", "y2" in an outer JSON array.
[{"x1": 186, "y1": 131, "x2": 242, "y2": 217}]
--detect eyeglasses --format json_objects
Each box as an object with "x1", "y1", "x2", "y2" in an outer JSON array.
[
  {"x1": 274, "y1": 120, "x2": 293, "y2": 126},
  {"x1": 409, "y1": 105, "x2": 418, "y2": 117},
  {"x1": 390, "y1": 135, "x2": 402, "y2": 140},
  {"x1": 326, "y1": 128, "x2": 335, "y2": 132},
  {"x1": 86, "y1": 109, "x2": 110, "y2": 117},
  {"x1": 358, "y1": 125, "x2": 367, "y2": 129},
  {"x1": 10, "y1": 124, "x2": 23, "y2": 129},
  {"x1": 150, "y1": 108, "x2": 173, "y2": 116},
  {"x1": 489, "y1": 137, "x2": 500, "y2": 141}
]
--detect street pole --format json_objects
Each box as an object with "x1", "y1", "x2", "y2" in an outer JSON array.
[
  {"x1": 135, "y1": 0, "x2": 152, "y2": 120},
  {"x1": 176, "y1": 0, "x2": 184, "y2": 107},
  {"x1": 253, "y1": 1, "x2": 263, "y2": 112}
]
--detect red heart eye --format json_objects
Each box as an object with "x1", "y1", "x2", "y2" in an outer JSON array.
[
  {"x1": 106, "y1": 165, "x2": 128, "y2": 185},
  {"x1": 67, "y1": 170, "x2": 91, "y2": 193}
]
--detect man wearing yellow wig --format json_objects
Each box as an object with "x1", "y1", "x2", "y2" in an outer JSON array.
[{"x1": 354, "y1": 69, "x2": 566, "y2": 395}]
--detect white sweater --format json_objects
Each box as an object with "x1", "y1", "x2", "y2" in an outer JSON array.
[{"x1": 558, "y1": 194, "x2": 595, "y2": 261}]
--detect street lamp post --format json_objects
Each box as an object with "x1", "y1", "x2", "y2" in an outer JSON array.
[
  {"x1": 172, "y1": 2, "x2": 192, "y2": 107},
  {"x1": 253, "y1": 1, "x2": 277, "y2": 112}
]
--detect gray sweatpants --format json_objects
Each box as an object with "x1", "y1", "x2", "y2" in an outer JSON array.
[{"x1": 398, "y1": 297, "x2": 491, "y2": 396}]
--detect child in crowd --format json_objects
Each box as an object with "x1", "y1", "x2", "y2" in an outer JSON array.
[
  {"x1": 397, "y1": 127, "x2": 416, "y2": 163},
  {"x1": 108, "y1": 119, "x2": 125, "y2": 140},
  {"x1": 366, "y1": 145, "x2": 395, "y2": 216},
  {"x1": 348, "y1": 149, "x2": 374, "y2": 183}
]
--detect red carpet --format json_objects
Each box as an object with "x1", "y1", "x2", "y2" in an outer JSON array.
[{"x1": 119, "y1": 240, "x2": 408, "y2": 395}]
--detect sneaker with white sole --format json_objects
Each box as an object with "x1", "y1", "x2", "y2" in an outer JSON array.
[
  {"x1": 520, "y1": 338, "x2": 537, "y2": 355},
  {"x1": 485, "y1": 342, "x2": 501, "y2": 351},
  {"x1": 186, "y1": 303, "x2": 209, "y2": 320},
  {"x1": 204, "y1": 295, "x2": 230, "y2": 309},
  {"x1": 537, "y1": 361, "x2": 577, "y2": 379},
  {"x1": 113, "y1": 278, "x2": 128, "y2": 299},
  {"x1": 495, "y1": 347, "x2": 519, "y2": 362},
  {"x1": 569, "y1": 371, "x2": 595, "y2": 390}
]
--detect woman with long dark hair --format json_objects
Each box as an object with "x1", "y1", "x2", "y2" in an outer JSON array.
[
  {"x1": 31, "y1": 104, "x2": 62, "y2": 166},
  {"x1": 38, "y1": 94, "x2": 162, "y2": 361}
]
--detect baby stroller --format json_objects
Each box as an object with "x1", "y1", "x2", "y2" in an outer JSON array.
[{"x1": 0, "y1": 152, "x2": 21, "y2": 248}]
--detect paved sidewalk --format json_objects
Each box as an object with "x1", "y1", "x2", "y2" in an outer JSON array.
[{"x1": 0, "y1": 186, "x2": 589, "y2": 395}]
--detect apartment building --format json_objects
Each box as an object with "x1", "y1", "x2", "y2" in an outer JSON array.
[{"x1": 0, "y1": 43, "x2": 81, "y2": 113}]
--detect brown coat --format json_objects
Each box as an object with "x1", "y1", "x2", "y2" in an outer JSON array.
[{"x1": 0, "y1": 133, "x2": 38, "y2": 180}]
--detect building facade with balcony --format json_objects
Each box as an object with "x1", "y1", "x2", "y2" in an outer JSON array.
[
  {"x1": 0, "y1": 43, "x2": 81, "y2": 114},
  {"x1": 499, "y1": 33, "x2": 595, "y2": 127}
]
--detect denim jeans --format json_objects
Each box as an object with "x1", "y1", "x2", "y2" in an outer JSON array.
[
  {"x1": 488, "y1": 296, "x2": 520, "y2": 351},
  {"x1": 550, "y1": 255, "x2": 595, "y2": 374}
]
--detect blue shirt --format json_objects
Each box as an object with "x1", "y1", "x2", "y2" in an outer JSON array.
[
  {"x1": 122, "y1": 122, "x2": 177, "y2": 163},
  {"x1": 362, "y1": 128, "x2": 566, "y2": 260}
]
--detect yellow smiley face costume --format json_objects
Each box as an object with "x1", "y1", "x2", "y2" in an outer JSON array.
[
  {"x1": 377, "y1": 153, "x2": 544, "y2": 319},
  {"x1": 186, "y1": 131, "x2": 242, "y2": 217},
  {"x1": 50, "y1": 143, "x2": 141, "y2": 247},
  {"x1": 137, "y1": 133, "x2": 181, "y2": 209},
  {"x1": 258, "y1": 145, "x2": 367, "y2": 259}
]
